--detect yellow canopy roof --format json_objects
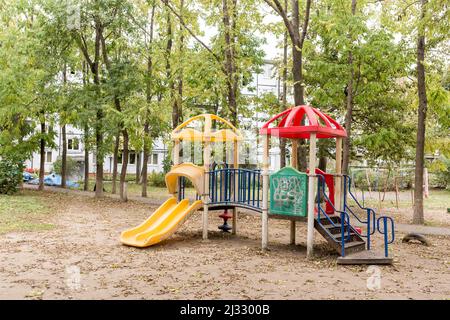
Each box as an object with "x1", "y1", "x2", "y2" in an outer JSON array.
[
  {"x1": 165, "y1": 163, "x2": 204, "y2": 195},
  {"x1": 171, "y1": 114, "x2": 243, "y2": 142}
]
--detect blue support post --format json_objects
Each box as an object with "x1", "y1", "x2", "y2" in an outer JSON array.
[
  {"x1": 367, "y1": 209, "x2": 371, "y2": 250},
  {"x1": 383, "y1": 220, "x2": 388, "y2": 258},
  {"x1": 340, "y1": 211, "x2": 346, "y2": 257}
]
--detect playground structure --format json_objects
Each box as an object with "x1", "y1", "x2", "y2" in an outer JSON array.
[{"x1": 121, "y1": 107, "x2": 395, "y2": 264}]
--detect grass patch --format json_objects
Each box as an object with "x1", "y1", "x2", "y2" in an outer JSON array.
[
  {"x1": 0, "y1": 191, "x2": 55, "y2": 234},
  {"x1": 423, "y1": 190, "x2": 450, "y2": 210}
]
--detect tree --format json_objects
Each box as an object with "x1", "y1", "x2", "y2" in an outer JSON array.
[
  {"x1": 164, "y1": 0, "x2": 264, "y2": 126},
  {"x1": 342, "y1": 0, "x2": 357, "y2": 175},
  {"x1": 72, "y1": 2, "x2": 104, "y2": 197},
  {"x1": 263, "y1": 0, "x2": 312, "y2": 170},
  {"x1": 383, "y1": 0, "x2": 449, "y2": 224},
  {"x1": 413, "y1": 0, "x2": 428, "y2": 224},
  {"x1": 304, "y1": 0, "x2": 414, "y2": 170},
  {"x1": 140, "y1": 0, "x2": 158, "y2": 197}
]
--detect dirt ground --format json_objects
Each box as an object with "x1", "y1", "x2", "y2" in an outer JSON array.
[{"x1": 0, "y1": 191, "x2": 449, "y2": 300}]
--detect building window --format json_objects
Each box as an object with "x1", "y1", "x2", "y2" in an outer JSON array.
[
  {"x1": 152, "y1": 153, "x2": 158, "y2": 165},
  {"x1": 68, "y1": 138, "x2": 80, "y2": 150},
  {"x1": 129, "y1": 152, "x2": 136, "y2": 165},
  {"x1": 264, "y1": 65, "x2": 272, "y2": 79},
  {"x1": 46, "y1": 151, "x2": 52, "y2": 163}
]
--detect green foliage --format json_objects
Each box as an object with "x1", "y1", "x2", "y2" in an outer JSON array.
[
  {"x1": 103, "y1": 173, "x2": 136, "y2": 182},
  {"x1": 0, "y1": 0, "x2": 448, "y2": 198},
  {"x1": 149, "y1": 171, "x2": 167, "y2": 188},
  {"x1": 162, "y1": 155, "x2": 172, "y2": 174},
  {"x1": 52, "y1": 156, "x2": 82, "y2": 177},
  {"x1": 304, "y1": 0, "x2": 415, "y2": 164},
  {"x1": 0, "y1": 159, "x2": 22, "y2": 195},
  {"x1": 429, "y1": 157, "x2": 450, "y2": 189}
]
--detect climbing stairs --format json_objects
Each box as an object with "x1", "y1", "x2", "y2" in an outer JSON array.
[{"x1": 314, "y1": 215, "x2": 366, "y2": 255}]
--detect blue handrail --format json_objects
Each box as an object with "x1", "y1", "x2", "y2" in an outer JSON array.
[
  {"x1": 316, "y1": 174, "x2": 346, "y2": 227},
  {"x1": 377, "y1": 216, "x2": 395, "y2": 257},
  {"x1": 343, "y1": 174, "x2": 376, "y2": 249},
  {"x1": 316, "y1": 174, "x2": 351, "y2": 254},
  {"x1": 340, "y1": 211, "x2": 351, "y2": 257}
]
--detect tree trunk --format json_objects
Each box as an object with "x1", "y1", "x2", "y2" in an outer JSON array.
[
  {"x1": 142, "y1": 4, "x2": 156, "y2": 198},
  {"x1": 172, "y1": 0, "x2": 184, "y2": 129},
  {"x1": 222, "y1": 0, "x2": 238, "y2": 126},
  {"x1": 318, "y1": 156, "x2": 327, "y2": 171},
  {"x1": 135, "y1": 152, "x2": 141, "y2": 184},
  {"x1": 413, "y1": 0, "x2": 428, "y2": 225},
  {"x1": 38, "y1": 117, "x2": 45, "y2": 191},
  {"x1": 93, "y1": 24, "x2": 103, "y2": 197},
  {"x1": 342, "y1": 0, "x2": 357, "y2": 175},
  {"x1": 142, "y1": 122, "x2": 150, "y2": 197},
  {"x1": 61, "y1": 64, "x2": 67, "y2": 188},
  {"x1": 95, "y1": 110, "x2": 104, "y2": 197},
  {"x1": 81, "y1": 62, "x2": 89, "y2": 192},
  {"x1": 290, "y1": 0, "x2": 312, "y2": 172},
  {"x1": 120, "y1": 129, "x2": 129, "y2": 201},
  {"x1": 111, "y1": 131, "x2": 120, "y2": 194},
  {"x1": 280, "y1": 0, "x2": 288, "y2": 169},
  {"x1": 61, "y1": 124, "x2": 67, "y2": 188},
  {"x1": 177, "y1": 0, "x2": 184, "y2": 127},
  {"x1": 76, "y1": 19, "x2": 103, "y2": 196},
  {"x1": 291, "y1": 41, "x2": 305, "y2": 107},
  {"x1": 83, "y1": 125, "x2": 89, "y2": 191},
  {"x1": 164, "y1": 9, "x2": 177, "y2": 130}
]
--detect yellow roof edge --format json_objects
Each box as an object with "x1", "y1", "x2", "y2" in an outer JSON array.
[{"x1": 171, "y1": 114, "x2": 243, "y2": 142}]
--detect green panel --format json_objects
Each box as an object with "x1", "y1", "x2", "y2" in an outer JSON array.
[{"x1": 269, "y1": 166, "x2": 308, "y2": 217}]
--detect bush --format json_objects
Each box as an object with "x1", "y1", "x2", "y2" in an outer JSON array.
[
  {"x1": 162, "y1": 155, "x2": 172, "y2": 174},
  {"x1": 0, "y1": 159, "x2": 22, "y2": 194},
  {"x1": 429, "y1": 158, "x2": 450, "y2": 189},
  {"x1": 53, "y1": 156, "x2": 82, "y2": 178},
  {"x1": 149, "y1": 171, "x2": 166, "y2": 187},
  {"x1": 147, "y1": 171, "x2": 193, "y2": 188}
]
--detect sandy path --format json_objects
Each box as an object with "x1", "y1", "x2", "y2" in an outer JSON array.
[{"x1": 0, "y1": 192, "x2": 449, "y2": 299}]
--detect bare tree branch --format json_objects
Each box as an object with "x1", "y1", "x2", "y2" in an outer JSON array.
[
  {"x1": 74, "y1": 32, "x2": 94, "y2": 68},
  {"x1": 299, "y1": 0, "x2": 312, "y2": 48},
  {"x1": 161, "y1": 0, "x2": 222, "y2": 64},
  {"x1": 263, "y1": 0, "x2": 296, "y2": 41}
]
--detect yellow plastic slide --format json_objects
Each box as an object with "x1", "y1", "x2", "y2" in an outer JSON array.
[{"x1": 120, "y1": 197, "x2": 203, "y2": 248}]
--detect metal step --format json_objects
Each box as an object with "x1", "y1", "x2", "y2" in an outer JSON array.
[
  {"x1": 325, "y1": 224, "x2": 350, "y2": 234},
  {"x1": 334, "y1": 233, "x2": 360, "y2": 242},
  {"x1": 344, "y1": 241, "x2": 366, "y2": 249},
  {"x1": 318, "y1": 216, "x2": 340, "y2": 225},
  {"x1": 314, "y1": 217, "x2": 366, "y2": 255}
]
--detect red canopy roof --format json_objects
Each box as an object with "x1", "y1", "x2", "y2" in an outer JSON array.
[{"x1": 259, "y1": 105, "x2": 347, "y2": 139}]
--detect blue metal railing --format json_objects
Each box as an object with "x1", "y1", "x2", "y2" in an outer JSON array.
[
  {"x1": 209, "y1": 168, "x2": 262, "y2": 211},
  {"x1": 178, "y1": 177, "x2": 185, "y2": 201},
  {"x1": 178, "y1": 176, "x2": 201, "y2": 201},
  {"x1": 344, "y1": 174, "x2": 396, "y2": 257},
  {"x1": 340, "y1": 211, "x2": 351, "y2": 257},
  {"x1": 316, "y1": 174, "x2": 351, "y2": 256},
  {"x1": 343, "y1": 175, "x2": 376, "y2": 249},
  {"x1": 377, "y1": 216, "x2": 395, "y2": 257}
]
